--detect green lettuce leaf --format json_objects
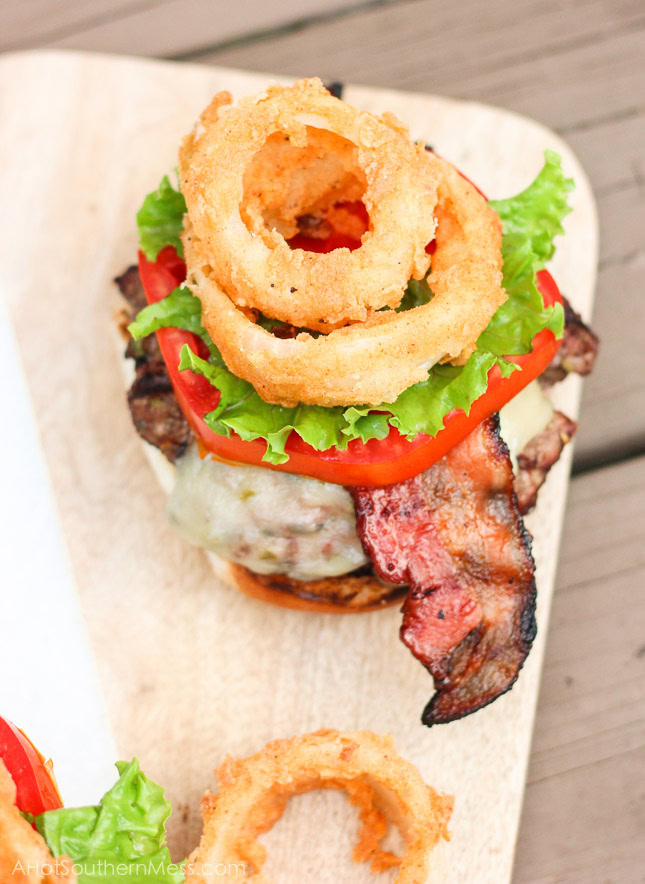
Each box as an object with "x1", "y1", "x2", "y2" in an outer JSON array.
[
  {"x1": 489, "y1": 149, "x2": 573, "y2": 266},
  {"x1": 476, "y1": 232, "x2": 564, "y2": 355},
  {"x1": 127, "y1": 285, "x2": 220, "y2": 360},
  {"x1": 128, "y1": 285, "x2": 202, "y2": 339},
  {"x1": 348, "y1": 352, "x2": 517, "y2": 442},
  {"x1": 34, "y1": 759, "x2": 184, "y2": 883},
  {"x1": 177, "y1": 345, "x2": 350, "y2": 463},
  {"x1": 137, "y1": 175, "x2": 187, "y2": 261},
  {"x1": 394, "y1": 275, "x2": 433, "y2": 312},
  {"x1": 131, "y1": 151, "x2": 571, "y2": 463}
]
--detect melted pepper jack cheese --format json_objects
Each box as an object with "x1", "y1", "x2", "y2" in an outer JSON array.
[
  {"x1": 167, "y1": 382, "x2": 553, "y2": 581},
  {"x1": 167, "y1": 447, "x2": 369, "y2": 581}
]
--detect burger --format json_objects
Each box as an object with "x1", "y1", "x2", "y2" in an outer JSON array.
[{"x1": 115, "y1": 79, "x2": 598, "y2": 726}]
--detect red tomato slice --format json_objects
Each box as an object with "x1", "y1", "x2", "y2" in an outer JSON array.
[
  {"x1": 0, "y1": 717, "x2": 62, "y2": 815},
  {"x1": 138, "y1": 246, "x2": 562, "y2": 486},
  {"x1": 288, "y1": 231, "x2": 361, "y2": 252}
]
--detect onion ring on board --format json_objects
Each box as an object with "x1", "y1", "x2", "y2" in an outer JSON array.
[
  {"x1": 179, "y1": 78, "x2": 438, "y2": 331},
  {"x1": 184, "y1": 153, "x2": 505, "y2": 407},
  {"x1": 184, "y1": 730, "x2": 452, "y2": 883}
]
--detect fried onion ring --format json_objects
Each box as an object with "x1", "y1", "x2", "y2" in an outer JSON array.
[
  {"x1": 184, "y1": 153, "x2": 505, "y2": 407},
  {"x1": 180, "y1": 78, "x2": 438, "y2": 331},
  {"x1": 0, "y1": 761, "x2": 75, "y2": 883},
  {"x1": 184, "y1": 730, "x2": 452, "y2": 883},
  {"x1": 241, "y1": 128, "x2": 366, "y2": 243}
]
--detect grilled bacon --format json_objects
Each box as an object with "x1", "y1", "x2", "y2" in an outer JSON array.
[{"x1": 351, "y1": 416, "x2": 537, "y2": 725}]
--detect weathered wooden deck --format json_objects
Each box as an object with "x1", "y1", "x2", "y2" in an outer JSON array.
[{"x1": 3, "y1": 2, "x2": 643, "y2": 880}]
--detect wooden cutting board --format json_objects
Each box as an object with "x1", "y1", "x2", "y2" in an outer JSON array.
[{"x1": 1, "y1": 50, "x2": 597, "y2": 883}]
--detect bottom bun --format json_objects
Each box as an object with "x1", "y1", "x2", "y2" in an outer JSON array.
[{"x1": 210, "y1": 556, "x2": 405, "y2": 614}]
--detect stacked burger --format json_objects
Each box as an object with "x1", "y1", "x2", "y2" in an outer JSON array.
[{"x1": 117, "y1": 79, "x2": 598, "y2": 725}]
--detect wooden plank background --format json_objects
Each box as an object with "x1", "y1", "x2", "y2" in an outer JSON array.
[{"x1": 3, "y1": 2, "x2": 644, "y2": 882}]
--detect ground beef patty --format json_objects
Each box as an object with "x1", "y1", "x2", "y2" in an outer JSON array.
[{"x1": 115, "y1": 265, "x2": 191, "y2": 462}]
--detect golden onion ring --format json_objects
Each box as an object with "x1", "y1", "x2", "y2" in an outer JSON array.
[
  {"x1": 241, "y1": 127, "x2": 366, "y2": 243},
  {"x1": 184, "y1": 730, "x2": 452, "y2": 883},
  {"x1": 184, "y1": 153, "x2": 505, "y2": 407},
  {"x1": 0, "y1": 761, "x2": 75, "y2": 883},
  {"x1": 180, "y1": 78, "x2": 438, "y2": 331}
]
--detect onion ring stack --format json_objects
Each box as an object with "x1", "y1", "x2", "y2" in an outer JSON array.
[
  {"x1": 181, "y1": 78, "x2": 506, "y2": 408},
  {"x1": 180, "y1": 78, "x2": 437, "y2": 331},
  {"x1": 185, "y1": 729, "x2": 452, "y2": 883}
]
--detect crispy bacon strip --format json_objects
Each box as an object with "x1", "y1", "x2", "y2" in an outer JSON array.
[{"x1": 351, "y1": 416, "x2": 536, "y2": 725}]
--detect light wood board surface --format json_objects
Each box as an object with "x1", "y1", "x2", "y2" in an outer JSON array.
[{"x1": 2, "y1": 50, "x2": 598, "y2": 883}]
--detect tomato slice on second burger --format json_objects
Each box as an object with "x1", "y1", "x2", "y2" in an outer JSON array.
[{"x1": 0, "y1": 717, "x2": 62, "y2": 815}]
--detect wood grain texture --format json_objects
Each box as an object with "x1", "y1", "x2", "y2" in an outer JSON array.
[
  {"x1": 15, "y1": 0, "x2": 387, "y2": 57},
  {"x1": 514, "y1": 455, "x2": 645, "y2": 884},
  {"x1": 1, "y1": 50, "x2": 597, "y2": 883},
  {"x1": 1, "y1": 0, "x2": 143, "y2": 50},
  {"x1": 196, "y1": 0, "x2": 645, "y2": 472}
]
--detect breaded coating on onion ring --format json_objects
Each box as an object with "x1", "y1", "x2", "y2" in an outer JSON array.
[
  {"x1": 0, "y1": 762, "x2": 75, "y2": 883},
  {"x1": 242, "y1": 127, "x2": 366, "y2": 244},
  {"x1": 185, "y1": 729, "x2": 451, "y2": 883},
  {"x1": 180, "y1": 78, "x2": 438, "y2": 332},
  {"x1": 184, "y1": 152, "x2": 504, "y2": 407}
]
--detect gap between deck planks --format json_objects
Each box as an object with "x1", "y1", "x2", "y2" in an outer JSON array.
[{"x1": 1, "y1": 0, "x2": 397, "y2": 55}]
